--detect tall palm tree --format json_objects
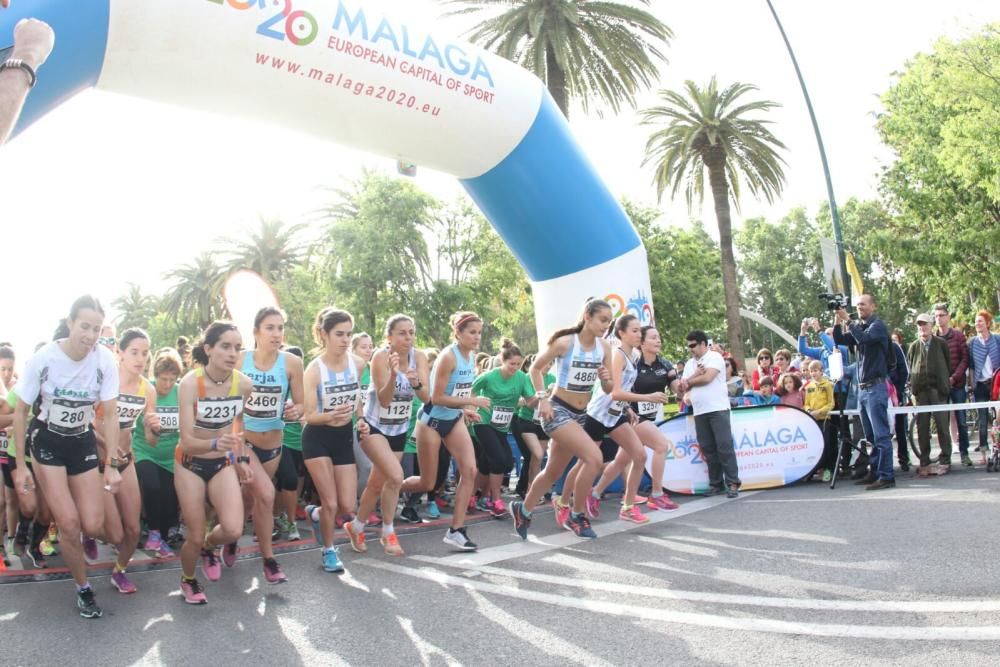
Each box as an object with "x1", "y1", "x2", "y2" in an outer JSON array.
[
  {"x1": 112, "y1": 283, "x2": 159, "y2": 330},
  {"x1": 641, "y1": 77, "x2": 787, "y2": 362},
  {"x1": 223, "y1": 217, "x2": 306, "y2": 284},
  {"x1": 163, "y1": 252, "x2": 226, "y2": 330},
  {"x1": 445, "y1": 0, "x2": 672, "y2": 118}
]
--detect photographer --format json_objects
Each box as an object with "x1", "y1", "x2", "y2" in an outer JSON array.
[{"x1": 833, "y1": 293, "x2": 896, "y2": 490}]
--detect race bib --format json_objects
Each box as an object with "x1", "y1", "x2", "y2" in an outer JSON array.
[
  {"x1": 638, "y1": 401, "x2": 659, "y2": 419},
  {"x1": 532, "y1": 407, "x2": 541, "y2": 425},
  {"x1": 48, "y1": 398, "x2": 95, "y2": 436},
  {"x1": 608, "y1": 399, "x2": 627, "y2": 418},
  {"x1": 567, "y1": 360, "x2": 601, "y2": 393},
  {"x1": 322, "y1": 382, "x2": 359, "y2": 413},
  {"x1": 379, "y1": 397, "x2": 412, "y2": 426},
  {"x1": 195, "y1": 397, "x2": 243, "y2": 431},
  {"x1": 0, "y1": 430, "x2": 10, "y2": 457},
  {"x1": 246, "y1": 385, "x2": 283, "y2": 420},
  {"x1": 117, "y1": 393, "x2": 145, "y2": 429},
  {"x1": 491, "y1": 406, "x2": 514, "y2": 428},
  {"x1": 157, "y1": 406, "x2": 180, "y2": 435},
  {"x1": 453, "y1": 382, "x2": 473, "y2": 400}
]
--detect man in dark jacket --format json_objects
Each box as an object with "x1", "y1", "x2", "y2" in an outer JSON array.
[
  {"x1": 907, "y1": 313, "x2": 953, "y2": 475},
  {"x1": 933, "y1": 303, "x2": 971, "y2": 466}
]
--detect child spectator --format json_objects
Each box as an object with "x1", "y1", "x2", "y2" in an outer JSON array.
[
  {"x1": 804, "y1": 360, "x2": 836, "y2": 481},
  {"x1": 745, "y1": 375, "x2": 780, "y2": 405},
  {"x1": 776, "y1": 372, "x2": 804, "y2": 408}
]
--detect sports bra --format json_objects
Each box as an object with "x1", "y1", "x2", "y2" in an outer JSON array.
[
  {"x1": 428, "y1": 344, "x2": 475, "y2": 420},
  {"x1": 242, "y1": 351, "x2": 289, "y2": 433},
  {"x1": 555, "y1": 334, "x2": 605, "y2": 393}
]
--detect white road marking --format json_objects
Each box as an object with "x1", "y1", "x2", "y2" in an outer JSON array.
[
  {"x1": 420, "y1": 493, "x2": 751, "y2": 568},
  {"x1": 142, "y1": 613, "x2": 173, "y2": 631},
  {"x1": 0, "y1": 612, "x2": 18, "y2": 621},
  {"x1": 128, "y1": 640, "x2": 163, "y2": 667},
  {"x1": 366, "y1": 561, "x2": 1000, "y2": 641},
  {"x1": 397, "y1": 616, "x2": 463, "y2": 667},
  {"x1": 277, "y1": 616, "x2": 351, "y2": 667}
]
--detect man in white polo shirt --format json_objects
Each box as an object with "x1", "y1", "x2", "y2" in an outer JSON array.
[{"x1": 679, "y1": 330, "x2": 740, "y2": 497}]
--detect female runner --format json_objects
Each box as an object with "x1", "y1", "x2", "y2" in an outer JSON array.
[
  {"x1": 400, "y1": 312, "x2": 489, "y2": 551},
  {"x1": 510, "y1": 299, "x2": 613, "y2": 540},
  {"x1": 228, "y1": 307, "x2": 303, "y2": 584},
  {"x1": 348, "y1": 315, "x2": 430, "y2": 556},
  {"x1": 175, "y1": 321, "x2": 253, "y2": 604},
  {"x1": 301, "y1": 308, "x2": 368, "y2": 572},
  {"x1": 511, "y1": 354, "x2": 554, "y2": 499},
  {"x1": 12, "y1": 296, "x2": 121, "y2": 618}
]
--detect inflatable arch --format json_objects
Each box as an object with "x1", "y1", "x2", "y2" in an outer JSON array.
[{"x1": 3, "y1": 0, "x2": 654, "y2": 343}]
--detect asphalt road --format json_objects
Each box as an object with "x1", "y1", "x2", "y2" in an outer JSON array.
[{"x1": 4, "y1": 462, "x2": 1000, "y2": 666}]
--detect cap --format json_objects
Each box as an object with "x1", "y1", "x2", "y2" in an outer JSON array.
[{"x1": 916, "y1": 313, "x2": 933, "y2": 324}]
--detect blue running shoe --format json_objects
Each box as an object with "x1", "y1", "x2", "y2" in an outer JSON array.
[
  {"x1": 426, "y1": 500, "x2": 441, "y2": 520},
  {"x1": 322, "y1": 547, "x2": 345, "y2": 573},
  {"x1": 305, "y1": 505, "x2": 321, "y2": 543},
  {"x1": 567, "y1": 512, "x2": 597, "y2": 539},
  {"x1": 510, "y1": 501, "x2": 530, "y2": 540}
]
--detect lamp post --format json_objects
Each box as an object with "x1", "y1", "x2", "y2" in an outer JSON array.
[{"x1": 764, "y1": 0, "x2": 851, "y2": 300}]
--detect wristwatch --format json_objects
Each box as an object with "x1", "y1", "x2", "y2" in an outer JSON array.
[
  {"x1": 237, "y1": 455, "x2": 250, "y2": 464},
  {"x1": 106, "y1": 456, "x2": 120, "y2": 468},
  {"x1": 0, "y1": 59, "x2": 36, "y2": 88}
]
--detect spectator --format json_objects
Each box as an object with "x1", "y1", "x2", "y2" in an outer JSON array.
[
  {"x1": 803, "y1": 360, "x2": 836, "y2": 481},
  {"x1": 968, "y1": 310, "x2": 1000, "y2": 453},
  {"x1": 774, "y1": 349, "x2": 796, "y2": 377},
  {"x1": 724, "y1": 357, "x2": 743, "y2": 398},
  {"x1": 776, "y1": 372, "x2": 804, "y2": 408},
  {"x1": 907, "y1": 313, "x2": 953, "y2": 476},
  {"x1": 750, "y1": 348, "x2": 778, "y2": 390},
  {"x1": 679, "y1": 330, "x2": 740, "y2": 497},
  {"x1": 1, "y1": 10, "x2": 55, "y2": 144},
  {"x1": 799, "y1": 317, "x2": 852, "y2": 469},
  {"x1": 933, "y1": 303, "x2": 971, "y2": 466},
  {"x1": 834, "y1": 293, "x2": 895, "y2": 490},
  {"x1": 889, "y1": 329, "x2": 910, "y2": 471},
  {"x1": 745, "y1": 375, "x2": 779, "y2": 405}
]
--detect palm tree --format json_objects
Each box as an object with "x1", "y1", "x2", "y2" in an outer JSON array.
[
  {"x1": 445, "y1": 0, "x2": 672, "y2": 118},
  {"x1": 112, "y1": 283, "x2": 159, "y2": 330},
  {"x1": 641, "y1": 77, "x2": 787, "y2": 362},
  {"x1": 163, "y1": 252, "x2": 226, "y2": 330},
  {"x1": 223, "y1": 217, "x2": 306, "y2": 284}
]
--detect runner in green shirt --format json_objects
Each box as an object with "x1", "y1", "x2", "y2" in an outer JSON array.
[
  {"x1": 511, "y1": 357, "x2": 555, "y2": 498},
  {"x1": 275, "y1": 345, "x2": 305, "y2": 541},
  {"x1": 470, "y1": 339, "x2": 537, "y2": 517}
]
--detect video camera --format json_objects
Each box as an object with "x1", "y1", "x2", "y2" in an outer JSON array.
[{"x1": 818, "y1": 292, "x2": 849, "y2": 311}]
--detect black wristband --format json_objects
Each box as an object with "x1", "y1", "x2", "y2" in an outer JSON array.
[{"x1": 0, "y1": 59, "x2": 36, "y2": 88}]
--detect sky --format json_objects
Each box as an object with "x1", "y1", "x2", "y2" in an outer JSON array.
[{"x1": 0, "y1": 0, "x2": 998, "y2": 365}]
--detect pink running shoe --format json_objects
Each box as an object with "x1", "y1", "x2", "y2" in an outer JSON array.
[
  {"x1": 201, "y1": 548, "x2": 222, "y2": 582},
  {"x1": 491, "y1": 499, "x2": 508, "y2": 519},
  {"x1": 82, "y1": 536, "x2": 98, "y2": 562},
  {"x1": 222, "y1": 542, "x2": 238, "y2": 568},
  {"x1": 143, "y1": 529, "x2": 163, "y2": 553},
  {"x1": 365, "y1": 513, "x2": 381, "y2": 528},
  {"x1": 585, "y1": 494, "x2": 601, "y2": 519},
  {"x1": 180, "y1": 578, "x2": 207, "y2": 605},
  {"x1": 647, "y1": 494, "x2": 679, "y2": 511},
  {"x1": 619, "y1": 505, "x2": 650, "y2": 524},
  {"x1": 263, "y1": 558, "x2": 288, "y2": 584},
  {"x1": 555, "y1": 503, "x2": 571, "y2": 530},
  {"x1": 111, "y1": 570, "x2": 137, "y2": 594},
  {"x1": 156, "y1": 542, "x2": 175, "y2": 559},
  {"x1": 633, "y1": 495, "x2": 648, "y2": 505}
]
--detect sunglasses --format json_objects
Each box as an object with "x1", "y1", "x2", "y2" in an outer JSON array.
[
  {"x1": 686, "y1": 342, "x2": 700, "y2": 348},
  {"x1": 758, "y1": 356, "x2": 772, "y2": 361},
  {"x1": 98, "y1": 336, "x2": 116, "y2": 346}
]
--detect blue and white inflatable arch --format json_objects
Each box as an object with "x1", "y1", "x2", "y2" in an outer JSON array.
[{"x1": 3, "y1": 0, "x2": 653, "y2": 343}]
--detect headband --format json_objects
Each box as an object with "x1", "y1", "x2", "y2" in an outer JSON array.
[{"x1": 454, "y1": 314, "x2": 481, "y2": 331}]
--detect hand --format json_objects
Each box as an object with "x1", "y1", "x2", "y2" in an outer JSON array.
[
  {"x1": 404, "y1": 368, "x2": 419, "y2": 386},
  {"x1": 103, "y1": 466, "x2": 122, "y2": 495},
  {"x1": 628, "y1": 409, "x2": 638, "y2": 426},
  {"x1": 810, "y1": 317, "x2": 821, "y2": 332},
  {"x1": 800, "y1": 319, "x2": 809, "y2": 336},
  {"x1": 538, "y1": 397, "x2": 554, "y2": 422},
  {"x1": 463, "y1": 407, "x2": 482, "y2": 424},
  {"x1": 472, "y1": 396, "x2": 491, "y2": 409},
  {"x1": 598, "y1": 366, "x2": 611, "y2": 383},
  {"x1": 216, "y1": 432, "x2": 242, "y2": 452},
  {"x1": 283, "y1": 401, "x2": 302, "y2": 422},
  {"x1": 237, "y1": 461, "x2": 254, "y2": 485},
  {"x1": 327, "y1": 403, "x2": 354, "y2": 427},
  {"x1": 648, "y1": 391, "x2": 668, "y2": 404},
  {"x1": 13, "y1": 466, "x2": 33, "y2": 496},
  {"x1": 835, "y1": 308, "x2": 850, "y2": 323},
  {"x1": 387, "y1": 351, "x2": 400, "y2": 374},
  {"x1": 143, "y1": 411, "x2": 161, "y2": 434},
  {"x1": 356, "y1": 419, "x2": 370, "y2": 438},
  {"x1": 12, "y1": 18, "x2": 55, "y2": 70}
]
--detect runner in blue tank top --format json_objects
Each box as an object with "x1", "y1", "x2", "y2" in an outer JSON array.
[
  {"x1": 401, "y1": 311, "x2": 489, "y2": 552},
  {"x1": 231, "y1": 307, "x2": 304, "y2": 585},
  {"x1": 510, "y1": 299, "x2": 614, "y2": 541},
  {"x1": 347, "y1": 314, "x2": 430, "y2": 557}
]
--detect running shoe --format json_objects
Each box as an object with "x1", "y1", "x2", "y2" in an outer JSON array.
[
  {"x1": 442, "y1": 527, "x2": 477, "y2": 551},
  {"x1": 262, "y1": 558, "x2": 288, "y2": 584},
  {"x1": 726, "y1": 483, "x2": 740, "y2": 499},
  {"x1": 619, "y1": 505, "x2": 650, "y2": 524},
  {"x1": 13, "y1": 520, "x2": 28, "y2": 556},
  {"x1": 39, "y1": 538, "x2": 57, "y2": 556},
  {"x1": 344, "y1": 521, "x2": 367, "y2": 553},
  {"x1": 365, "y1": 513, "x2": 381, "y2": 528},
  {"x1": 77, "y1": 587, "x2": 103, "y2": 619},
  {"x1": 82, "y1": 536, "x2": 98, "y2": 562},
  {"x1": 4, "y1": 536, "x2": 15, "y2": 560},
  {"x1": 111, "y1": 570, "x2": 137, "y2": 594},
  {"x1": 322, "y1": 547, "x2": 345, "y2": 573},
  {"x1": 567, "y1": 513, "x2": 597, "y2": 539},
  {"x1": 434, "y1": 496, "x2": 449, "y2": 510},
  {"x1": 335, "y1": 514, "x2": 348, "y2": 530},
  {"x1": 647, "y1": 495, "x2": 679, "y2": 511},
  {"x1": 305, "y1": 504, "x2": 321, "y2": 541},
  {"x1": 468, "y1": 496, "x2": 478, "y2": 513},
  {"x1": 47, "y1": 524, "x2": 59, "y2": 543},
  {"x1": 491, "y1": 498, "x2": 508, "y2": 519},
  {"x1": 276, "y1": 514, "x2": 294, "y2": 537},
  {"x1": 585, "y1": 494, "x2": 601, "y2": 520},
  {"x1": 222, "y1": 542, "x2": 238, "y2": 568},
  {"x1": 295, "y1": 505, "x2": 308, "y2": 521},
  {"x1": 156, "y1": 542, "x2": 175, "y2": 559},
  {"x1": 201, "y1": 548, "x2": 221, "y2": 582},
  {"x1": 555, "y1": 503, "x2": 572, "y2": 530},
  {"x1": 475, "y1": 496, "x2": 493, "y2": 513},
  {"x1": 180, "y1": 578, "x2": 207, "y2": 605},
  {"x1": 400, "y1": 507, "x2": 421, "y2": 524},
  {"x1": 510, "y1": 501, "x2": 530, "y2": 540},
  {"x1": 144, "y1": 529, "x2": 163, "y2": 553},
  {"x1": 25, "y1": 547, "x2": 47, "y2": 569},
  {"x1": 380, "y1": 532, "x2": 405, "y2": 557},
  {"x1": 0, "y1": 541, "x2": 8, "y2": 567},
  {"x1": 426, "y1": 500, "x2": 441, "y2": 520},
  {"x1": 633, "y1": 494, "x2": 648, "y2": 505},
  {"x1": 287, "y1": 522, "x2": 301, "y2": 542},
  {"x1": 166, "y1": 527, "x2": 184, "y2": 547}
]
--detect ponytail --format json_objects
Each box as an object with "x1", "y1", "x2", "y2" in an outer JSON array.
[{"x1": 547, "y1": 298, "x2": 612, "y2": 346}]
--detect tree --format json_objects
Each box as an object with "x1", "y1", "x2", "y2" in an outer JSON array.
[
  {"x1": 222, "y1": 217, "x2": 307, "y2": 284},
  {"x1": 641, "y1": 77, "x2": 787, "y2": 362},
  {"x1": 112, "y1": 283, "x2": 160, "y2": 331},
  {"x1": 877, "y1": 25, "x2": 1000, "y2": 317},
  {"x1": 162, "y1": 252, "x2": 226, "y2": 330},
  {"x1": 445, "y1": 0, "x2": 672, "y2": 118}
]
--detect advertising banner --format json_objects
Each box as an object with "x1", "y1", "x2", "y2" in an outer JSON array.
[{"x1": 648, "y1": 405, "x2": 824, "y2": 494}]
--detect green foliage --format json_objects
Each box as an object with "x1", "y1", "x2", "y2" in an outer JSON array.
[
  {"x1": 446, "y1": 0, "x2": 672, "y2": 117},
  {"x1": 222, "y1": 217, "x2": 307, "y2": 284}
]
